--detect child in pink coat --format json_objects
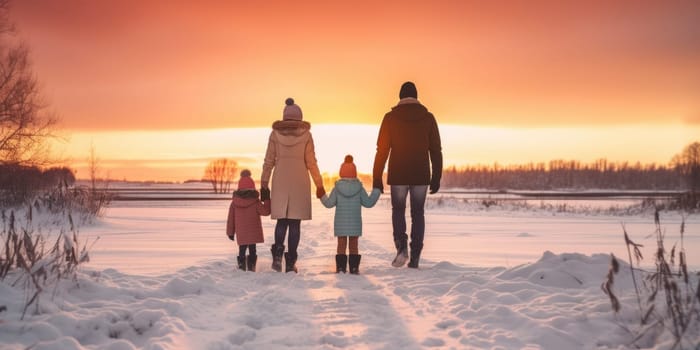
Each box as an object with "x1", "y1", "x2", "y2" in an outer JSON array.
[{"x1": 226, "y1": 170, "x2": 271, "y2": 271}]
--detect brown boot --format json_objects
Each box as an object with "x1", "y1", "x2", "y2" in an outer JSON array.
[
  {"x1": 285, "y1": 252, "x2": 298, "y2": 273},
  {"x1": 408, "y1": 243, "x2": 423, "y2": 268},
  {"x1": 391, "y1": 239, "x2": 408, "y2": 267},
  {"x1": 270, "y1": 244, "x2": 284, "y2": 272}
]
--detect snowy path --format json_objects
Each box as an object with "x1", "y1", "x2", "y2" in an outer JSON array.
[
  {"x1": 178, "y1": 217, "x2": 428, "y2": 349},
  {"x1": 122, "y1": 214, "x2": 626, "y2": 350}
]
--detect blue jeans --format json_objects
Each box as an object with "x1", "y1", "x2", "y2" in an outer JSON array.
[
  {"x1": 390, "y1": 185, "x2": 428, "y2": 250},
  {"x1": 274, "y1": 219, "x2": 301, "y2": 254}
]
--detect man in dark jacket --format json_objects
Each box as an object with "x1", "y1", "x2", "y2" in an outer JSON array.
[{"x1": 372, "y1": 81, "x2": 442, "y2": 268}]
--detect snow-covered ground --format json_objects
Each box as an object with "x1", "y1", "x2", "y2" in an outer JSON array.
[{"x1": 1, "y1": 195, "x2": 698, "y2": 349}]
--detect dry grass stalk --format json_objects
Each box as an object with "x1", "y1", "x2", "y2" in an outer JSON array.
[
  {"x1": 1, "y1": 207, "x2": 94, "y2": 319},
  {"x1": 603, "y1": 210, "x2": 699, "y2": 349}
]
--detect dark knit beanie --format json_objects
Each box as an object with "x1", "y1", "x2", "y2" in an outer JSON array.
[{"x1": 399, "y1": 81, "x2": 417, "y2": 99}]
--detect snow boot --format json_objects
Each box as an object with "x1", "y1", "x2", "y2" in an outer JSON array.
[
  {"x1": 285, "y1": 252, "x2": 298, "y2": 273},
  {"x1": 237, "y1": 255, "x2": 247, "y2": 271},
  {"x1": 391, "y1": 239, "x2": 408, "y2": 267},
  {"x1": 407, "y1": 243, "x2": 423, "y2": 269},
  {"x1": 349, "y1": 254, "x2": 362, "y2": 275},
  {"x1": 271, "y1": 244, "x2": 284, "y2": 272},
  {"x1": 335, "y1": 254, "x2": 347, "y2": 273},
  {"x1": 247, "y1": 255, "x2": 257, "y2": 272}
]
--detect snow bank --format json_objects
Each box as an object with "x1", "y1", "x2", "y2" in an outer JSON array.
[{"x1": 1, "y1": 250, "x2": 685, "y2": 349}]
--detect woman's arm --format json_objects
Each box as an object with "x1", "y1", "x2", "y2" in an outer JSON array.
[
  {"x1": 261, "y1": 132, "x2": 276, "y2": 187},
  {"x1": 304, "y1": 133, "x2": 324, "y2": 189}
]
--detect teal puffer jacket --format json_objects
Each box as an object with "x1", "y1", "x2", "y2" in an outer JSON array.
[{"x1": 320, "y1": 178, "x2": 381, "y2": 236}]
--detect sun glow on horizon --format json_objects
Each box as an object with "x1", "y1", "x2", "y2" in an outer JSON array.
[{"x1": 50, "y1": 123, "x2": 700, "y2": 182}]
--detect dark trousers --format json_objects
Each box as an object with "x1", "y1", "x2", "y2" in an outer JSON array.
[
  {"x1": 238, "y1": 244, "x2": 257, "y2": 256},
  {"x1": 390, "y1": 185, "x2": 428, "y2": 248},
  {"x1": 274, "y1": 218, "x2": 301, "y2": 254}
]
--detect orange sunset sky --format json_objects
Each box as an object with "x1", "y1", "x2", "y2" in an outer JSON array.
[{"x1": 10, "y1": 0, "x2": 700, "y2": 182}]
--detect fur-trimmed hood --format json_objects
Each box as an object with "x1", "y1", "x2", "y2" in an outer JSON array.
[
  {"x1": 272, "y1": 120, "x2": 310, "y2": 135},
  {"x1": 271, "y1": 120, "x2": 311, "y2": 146},
  {"x1": 232, "y1": 189, "x2": 260, "y2": 208}
]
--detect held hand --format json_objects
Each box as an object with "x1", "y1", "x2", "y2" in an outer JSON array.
[
  {"x1": 316, "y1": 186, "x2": 326, "y2": 199},
  {"x1": 260, "y1": 187, "x2": 271, "y2": 202},
  {"x1": 429, "y1": 177, "x2": 440, "y2": 194},
  {"x1": 228, "y1": 235, "x2": 235, "y2": 241},
  {"x1": 373, "y1": 178, "x2": 384, "y2": 194}
]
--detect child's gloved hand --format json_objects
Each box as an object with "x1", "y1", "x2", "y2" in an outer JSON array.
[
  {"x1": 228, "y1": 235, "x2": 235, "y2": 241},
  {"x1": 260, "y1": 187, "x2": 271, "y2": 201}
]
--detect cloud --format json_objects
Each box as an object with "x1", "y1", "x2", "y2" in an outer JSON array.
[{"x1": 12, "y1": 1, "x2": 700, "y2": 130}]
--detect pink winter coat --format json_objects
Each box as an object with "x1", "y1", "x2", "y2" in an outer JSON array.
[
  {"x1": 226, "y1": 190, "x2": 271, "y2": 245},
  {"x1": 261, "y1": 120, "x2": 324, "y2": 220}
]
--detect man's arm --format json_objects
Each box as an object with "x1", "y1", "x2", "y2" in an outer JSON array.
[
  {"x1": 372, "y1": 115, "x2": 391, "y2": 193},
  {"x1": 429, "y1": 114, "x2": 442, "y2": 194}
]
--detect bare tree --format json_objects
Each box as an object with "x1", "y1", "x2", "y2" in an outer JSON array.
[
  {"x1": 0, "y1": 0, "x2": 57, "y2": 165},
  {"x1": 88, "y1": 143, "x2": 99, "y2": 192},
  {"x1": 204, "y1": 158, "x2": 237, "y2": 193},
  {"x1": 671, "y1": 141, "x2": 700, "y2": 191},
  {"x1": 223, "y1": 159, "x2": 237, "y2": 193}
]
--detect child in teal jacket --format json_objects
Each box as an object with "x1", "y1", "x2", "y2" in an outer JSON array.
[{"x1": 320, "y1": 155, "x2": 381, "y2": 274}]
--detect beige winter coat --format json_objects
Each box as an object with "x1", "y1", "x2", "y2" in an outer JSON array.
[{"x1": 261, "y1": 120, "x2": 324, "y2": 220}]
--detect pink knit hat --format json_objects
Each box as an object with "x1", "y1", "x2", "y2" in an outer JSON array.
[
  {"x1": 237, "y1": 169, "x2": 255, "y2": 190},
  {"x1": 283, "y1": 98, "x2": 303, "y2": 121},
  {"x1": 339, "y1": 155, "x2": 357, "y2": 178}
]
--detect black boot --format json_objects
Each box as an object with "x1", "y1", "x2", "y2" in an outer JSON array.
[
  {"x1": 285, "y1": 252, "x2": 298, "y2": 273},
  {"x1": 391, "y1": 239, "x2": 408, "y2": 267},
  {"x1": 247, "y1": 255, "x2": 257, "y2": 272},
  {"x1": 271, "y1": 244, "x2": 284, "y2": 272},
  {"x1": 349, "y1": 254, "x2": 362, "y2": 274},
  {"x1": 335, "y1": 254, "x2": 347, "y2": 273},
  {"x1": 408, "y1": 242, "x2": 423, "y2": 269},
  {"x1": 237, "y1": 255, "x2": 247, "y2": 271}
]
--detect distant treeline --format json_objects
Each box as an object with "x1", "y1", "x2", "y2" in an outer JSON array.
[
  {"x1": 441, "y1": 159, "x2": 686, "y2": 190},
  {"x1": 0, "y1": 163, "x2": 76, "y2": 206}
]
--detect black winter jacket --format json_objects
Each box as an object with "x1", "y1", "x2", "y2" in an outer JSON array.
[{"x1": 372, "y1": 99, "x2": 442, "y2": 186}]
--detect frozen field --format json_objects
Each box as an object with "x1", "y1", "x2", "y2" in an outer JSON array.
[
  {"x1": 1, "y1": 193, "x2": 698, "y2": 349},
  {"x1": 86, "y1": 196, "x2": 699, "y2": 274}
]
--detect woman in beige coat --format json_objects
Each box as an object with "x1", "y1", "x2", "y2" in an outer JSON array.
[{"x1": 261, "y1": 98, "x2": 325, "y2": 273}]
